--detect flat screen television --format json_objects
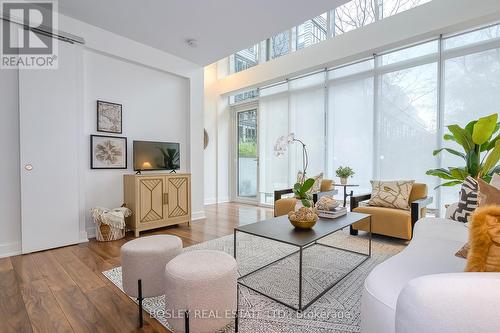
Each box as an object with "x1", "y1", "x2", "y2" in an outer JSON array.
[{"x1": 133, "y1": 141, "x2": 180, "y2": 171}]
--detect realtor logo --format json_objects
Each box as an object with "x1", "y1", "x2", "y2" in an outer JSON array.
[{"x1": 1, "y1": 0, "x2": 58, "y2": 69}]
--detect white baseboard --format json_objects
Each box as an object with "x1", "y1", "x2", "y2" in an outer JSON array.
[
  {"x1": 86, "y1": 227, "x2": 96, "y2": 239},
  {"x1": 204, "y1": 197, "x2": 217, "y2": 205},
  {"x1": 79, "y1": 230, "x2": 89, "y2": 243},
  {"x1": 0, "y1": 241, "x2": 21, "y2": 258},
  {"x1": 192, "y1": 210, "x2": 206, "y2": 221},
  {"x1": 204, "y1": 197, "x2": 231, "y2": 205},
  {"x1": 217, "y1": 196, "x2": 230, "y2": 203}
]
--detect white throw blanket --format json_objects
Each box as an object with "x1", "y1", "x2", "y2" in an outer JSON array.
[{"x1": 91, "y1": 207, "x2": 132, "y2": 230}]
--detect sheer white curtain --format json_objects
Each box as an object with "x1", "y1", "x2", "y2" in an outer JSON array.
[
  {"x1": 327, "y1": 60, "x2": 374, "y2": 194},
  {"x1": 376, "y1": 43, "x2": 439, "y2": 206},
  {"x1": 289, "y1": 72, "x2": 326, "y2": 180},
  {"x1": 258, "y1": 83, "x2": 290, "y2": 203},
  {"x1": 440, "y1": 26, "x2": 500, "y2": 206}
]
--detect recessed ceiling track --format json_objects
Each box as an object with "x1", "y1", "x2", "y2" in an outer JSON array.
[{"x1": 0, "y1": 14, "x2": 84, "y2": 45}]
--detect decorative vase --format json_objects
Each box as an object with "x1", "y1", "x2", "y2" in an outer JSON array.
[
  {"x1": 288, "y1": 206, "x2": 318, "y2": 229},
  {"x1": 340, "y1": 177, "x2": 348, "y2": 185}
]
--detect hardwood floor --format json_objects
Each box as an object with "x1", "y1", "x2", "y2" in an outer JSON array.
[{"x1": 0, "y1": 203, "x2": 273, "y2": 333}]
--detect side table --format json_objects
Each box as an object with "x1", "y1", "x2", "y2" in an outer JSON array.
[{"x1": 332, "y1": 184, "x2": 360, "y2": 207}]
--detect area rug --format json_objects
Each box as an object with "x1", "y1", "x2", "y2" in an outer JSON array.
[{"x1": 103, "y1": 229, "x2": 405, "y2": 333}]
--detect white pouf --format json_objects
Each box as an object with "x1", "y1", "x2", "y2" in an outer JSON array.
[
  {"x1": 121, "y1": 235, "x2": 182, "y2": 298},
  {"x1": 164, "y1": 250, "x2": 237, "y2": 333}
]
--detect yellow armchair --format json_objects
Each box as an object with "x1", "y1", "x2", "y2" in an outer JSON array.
[{"x1": 350, "y1": 183, "x2": 433, "y2": 240}]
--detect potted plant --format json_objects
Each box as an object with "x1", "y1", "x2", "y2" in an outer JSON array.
[
  {"x1": 275, "y1": 133, "x2": 318, "y2": 228},
  {"x1": 292, "y1": 178, "x2": 315, "y2": 208},
  {"x1": 287, "y1": 178, "x2": 318, "y2": 228},
  {"x1": 336, "y1": 166, "x2": 355, "y2": 185},
  {"x1": 426, "y1": 113, "x2": 500, "y2": 187}
]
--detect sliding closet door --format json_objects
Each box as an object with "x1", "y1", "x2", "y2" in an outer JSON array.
[{"x1": 19, "y1": 42, "x2": 82, "y2": 253}]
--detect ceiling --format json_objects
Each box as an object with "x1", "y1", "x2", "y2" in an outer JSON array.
[{"x1": 58, "y1": 0, "x2": 349, "y2": 66}]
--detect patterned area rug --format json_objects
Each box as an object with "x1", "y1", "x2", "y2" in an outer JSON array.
[{"x1": 103, "y1": 229, "x2": 405, "y2": 333}]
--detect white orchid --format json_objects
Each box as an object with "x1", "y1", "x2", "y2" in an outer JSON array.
[
  {"x1": 274, "y1": 133, "x2": 295, "y2": 157},
  {"x1": 273, "y1": 132, "x2": 309, "y2": 178}
]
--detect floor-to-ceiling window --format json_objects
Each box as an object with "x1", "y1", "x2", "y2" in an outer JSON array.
[
  {"x1": 230, "y1": 0, "x2": 433, "y2": 74},
  {"x1": 258, "y1": 83, "x2": 290, "y2": 204},
  {"x1": 327, "y1": 60, "x2": 375, "y2": 195},
  {"x1": 376, "y1": 41, "x2": 439, "y2": 205},
  {"x1": 269, "y1": 31, "x2": 291, "y2": 59},
  {"x1": 440, "y1": 24, "x2": 500, "y2": 206},
  {"x1": 231, "y1": 22, "x2": 500, "y2": 211},
  {"x1": 289, "y1": 72, "x2": 326, "y2": 179}
]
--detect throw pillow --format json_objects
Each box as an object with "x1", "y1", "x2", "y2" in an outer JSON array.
[
  {"x1": 455, "y1": 243, "x2": 470, "y2": 259},
  {"x1": 451, "y1": 176, "x2": 478, "y2": 223},
  {"x1": 368, "y1": 180, "x2": 415, "y2": 210},
  {"x1": 320, "y1": 179, "x2": 334, "y2": 192},
  {"x1": 297, "y1": 171, "x2": 323, "y2": 194},
  {"x1": 465, "y1": 205, "x2": 500, "y2": 272},
  {"x1": 478, "y1": 177, "x2": 500, "y2": 206}
]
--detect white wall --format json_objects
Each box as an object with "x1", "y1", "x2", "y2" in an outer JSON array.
[
  {"x1": 59, "y1": 16, "x2": 204, "y2": 223},
  {"x1": 0, "y1": 13, "x2": 205, "y2": 257},
  {"x1": 0, "y1": 69, "x2": 22, "y2": 256},
  {"x1": 216, "y1": 97, "x2": 230, "y2": 202},
  {"x1": 83, "y1": 50, "x2": 190, "y2": 236},
  {"x1": 204, "y1": 60, "x2": 230, "y2": 204},
  {"x1": 187, "y1": 68, "x2": 206, "y2": 218},
  {"x1": 58, "y1": 14, "x2": 205, "y2": 230},
  {"x1": 204, "y1": 64, "x2": 218, "y2": 204}
]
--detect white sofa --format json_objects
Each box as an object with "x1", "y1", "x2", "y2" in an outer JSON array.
[{"x1": 362, "y1": 216, "x2": 500, "y2": 333}]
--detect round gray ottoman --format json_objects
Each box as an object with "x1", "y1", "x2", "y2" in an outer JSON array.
[
  {"x1": 164, "y1": 250, "x2": 237, "y2": 333},
  {"x1": 121, "y1": 235, "x2": 182, "y2": 298}
]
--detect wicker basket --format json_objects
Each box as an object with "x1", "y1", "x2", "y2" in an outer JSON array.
[
  {"x1": 91, "y1": 206, "x2": 128, "y2": 242},
  {"x1": 95, "y1": 219, "x2": 125, "y2": 242},
  {"x1": 288, "y1": 207, "x2": 318, "y2": 229}
]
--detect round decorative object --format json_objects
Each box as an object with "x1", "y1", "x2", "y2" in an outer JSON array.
[
  {"x1": 203, "y1": 129, "x2": 209, "y2": 149},
  {"x1": 315, "y1": 196, "x2": 340, "y2": 211},
  {"x1": 289, "y1": 218, "x2": 317, "y2": 229},
  {"x1": 288, "y1": 207, "x2": 318, "y2": 229}
]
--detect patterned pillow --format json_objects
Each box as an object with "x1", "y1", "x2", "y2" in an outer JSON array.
[
  {"x1": 296, "y1": 171, "x2": 323, "y2": 194},
  {"x1": 368, "y1": 180, "x2": 415, "y2": 210},
  {"x1": 451, "y1": 176, "x2": 478, "y2": 223}
]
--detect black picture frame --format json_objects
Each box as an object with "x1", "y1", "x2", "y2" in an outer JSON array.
[
  {"x1": 97, "y1": 100, "x2": 123, "y2": 134},
  {"x1": 90, "y1": 135, "x2": 128, "y2": 169}
]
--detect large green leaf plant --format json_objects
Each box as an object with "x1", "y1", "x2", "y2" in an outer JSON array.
[
  {"x1": 293, "y1": 178, "x2": 315, "y2": 208},
  {"x1": 427, "y1": 113, "x2": 500, "y2": 188}
]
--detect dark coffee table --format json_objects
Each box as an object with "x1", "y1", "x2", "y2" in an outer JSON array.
[{"x1": 233, "y1": 212, "x2": 371, "y2": 311}]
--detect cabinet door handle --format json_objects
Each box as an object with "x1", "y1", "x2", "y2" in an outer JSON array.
[{"x1": 163, "y1": 193, "x2": 168, "y2": 205}]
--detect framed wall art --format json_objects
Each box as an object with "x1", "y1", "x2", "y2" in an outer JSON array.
[
  {"x1": 97, "y1": 100, "x2": 122, "y2": 134},
  {"x1": 90, "y1": 135, "x2": 127, "y2": 169}
]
